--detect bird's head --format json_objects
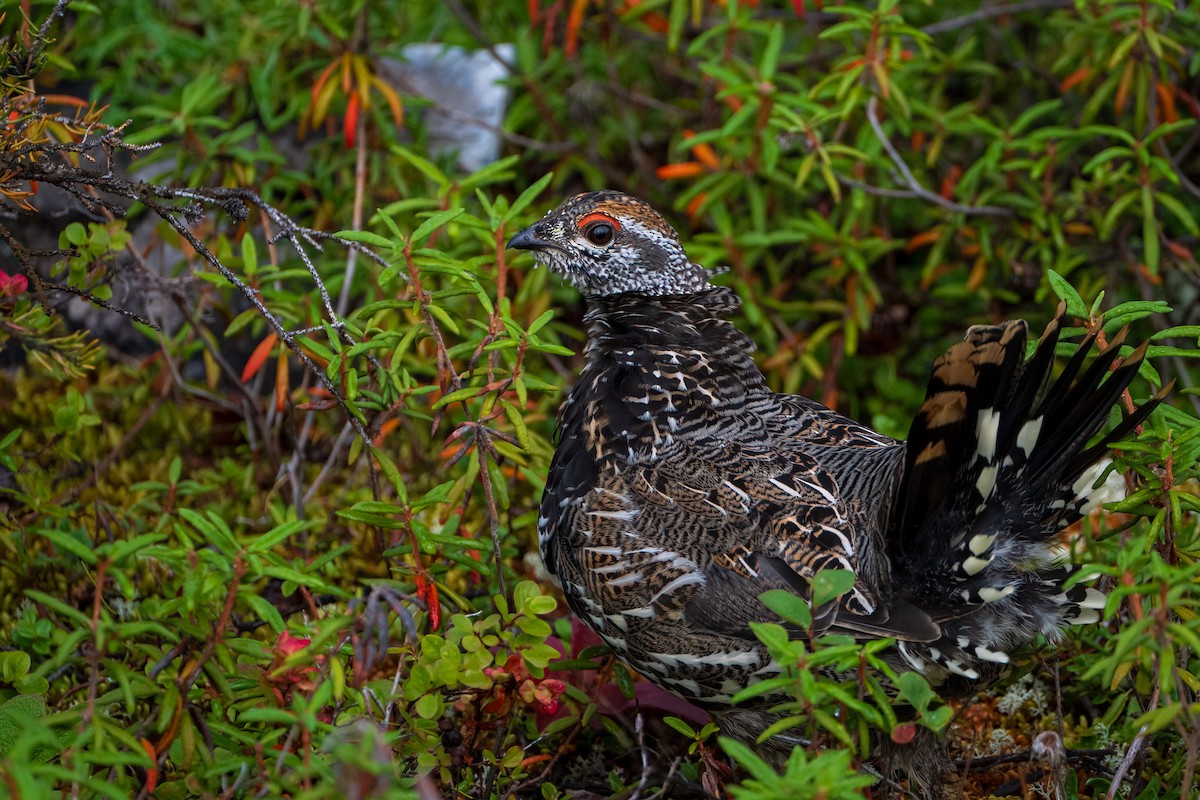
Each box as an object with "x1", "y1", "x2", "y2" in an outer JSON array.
[{"x1": 506, "y1": 190, "x2": 714, "y2": 297}]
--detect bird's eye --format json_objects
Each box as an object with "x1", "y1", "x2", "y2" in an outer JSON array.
[{"x1": 584, "y1": 222, "x2": 614, "y2": 246}]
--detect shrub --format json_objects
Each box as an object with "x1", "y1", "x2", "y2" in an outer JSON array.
[{"x1": 0, "y1": 1, "x2": 1197, "y2": 798}]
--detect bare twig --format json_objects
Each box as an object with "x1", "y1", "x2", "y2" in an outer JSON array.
[
  {"x1": 629, "y1": 710, "x2": 652, "y2": 800},
  {"x1": 865, "y1": 97, "x2": 1013, "y2": 217},
  {"x1": 920, "y1": 0, "x2": 1075, "y2": 35},
  {"x1": 1107, "y1": 679, "x2": 1162, "y2": 799}
]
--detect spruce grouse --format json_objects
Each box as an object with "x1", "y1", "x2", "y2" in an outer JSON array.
[{"x1": 507, "y1": 190, "x2": 1166, "y2": 789}]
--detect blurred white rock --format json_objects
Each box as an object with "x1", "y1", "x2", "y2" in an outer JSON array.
[{"x1": 380, "y1": 43, "x2": 516, "y2": 172}]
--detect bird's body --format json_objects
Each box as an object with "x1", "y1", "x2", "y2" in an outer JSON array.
[
  {"x1": 540, "y1": 288, "x2": 907, "y2": 706},
  {"x1": 508, "y1": 190, "x2": 1165, "y2": 790}
]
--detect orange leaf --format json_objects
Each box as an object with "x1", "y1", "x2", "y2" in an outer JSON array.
[
  {"x1": 1165, "y1": 239, "x2": 1194, "y2": 262},
  {"x1": 310, "y1": 60, "x2": 339, "y2": 114},
  {"x1": 939, "y1": 165, "x2": 962, "y2": 201},
  {"x1": 41, "y1": 93, "x2": 88, "y2": 109},
  {"x1": 1155, "y1": 81, "x2": 1178, "y2": 124},
  {"x1": 1059, "y1": 67, "x2": 1091, "y2": 93},
  {"x1": 242, "y1": 332, "x2": 278, "y2": 383},
  {"x1": 296, "y1": 339, "x2": 330, "y2": 368},
  {"x1": 686, "y1": 191, "x2": 708, "y2": 219},
  {"x1": 340, "y1": 52, "x2": 353, "y2": 94},
  {"x1": 527, "y1": 0, "x2": 540, "y2": 22},
  {"x1": 566, "y1": 0, "x2": 588, "y2": 58},
  {"x1": 904, "y1": 228, "x2": 942, "y2": 252},
  {"x1": 141, "y1": 738, "x2": 158, "y2": 794},
  {"x1": 966, "y1": 254, "x2": 987, "y2": 291},
  {"x1": 689, "y1": 140, "x2": 720, "y2": 171},
  {"x1": 372, "y1": 75, "x2": 404, "y2": 129},
  {"x1": 344, "y1": 89, "x2": 360, "y2": 150},
  {"x1": 425, "y1": 582, "x2": 441, "y2": 630},
  {"x1": 656, "y1": 162, "x2": 704, "y2": 180},
  {"x1": 373, "y1": 417, "x2": 401, "y2": 446},
  {"x1": 275, "y1": 350, "x2": 289, "y2": 413},
  {"x1": 643, "y1": 11, "x2": 670, "y2": 34}
]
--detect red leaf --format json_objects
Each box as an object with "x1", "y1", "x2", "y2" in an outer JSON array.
[
  {"x1": 140, "y1": 738, "x2": 158, "y2": 793},
  {"x1": 241, "y1": 332, "x2": 278, "y2": 383},
  {"x1": 565, "y1": 0, "x2": 588, "y2": 58},
  {"x1": 274, "y1": 350, "x2": 289, "y2": 413},
  {"x1": 425, "y1": 582, "x2": 441, "y2": 630},
  {"x1": 891, "y1": 723, "x2": 917, "y2": 744},
  {"x1": 344, "y1": 89, "x2": 360, "y2": 150}
]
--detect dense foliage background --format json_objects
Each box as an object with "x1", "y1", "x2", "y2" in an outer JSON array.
[{"x1": 0, "y1": 0, "x2": 1198, "y2": 797}]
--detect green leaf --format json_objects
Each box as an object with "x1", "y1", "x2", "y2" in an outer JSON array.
[
  {"x1": 759, "y1": 23, "x2": 784, "y2": 81},
  {"x1": 719, "y1": 736, "x2": 778, "y2": 783},
  {"x1": 1142, "y1": 185, "x2": 1160, "y2": 273},
  {"x1": 411, "y1": 208, "x2": 465, "y2": 249},
  {"x1": 811, "y1": 568, "x2": 856, "y2": 607},
  {"x1": 242, "y1": 594, "x2": 285, "y2": 633},
  {"x1": 896, "y1": 671, "x2": 935, "y2": 712},
  {"x1": 247, "y1": 520, "x2": 307, "y2": 553},
  {"x1": 369, "y1": 445, "x2": 409, "y2": 504},
  {"x1": 431, "y1": 384, "x2": 484, "y2": 410},
  {"x1": 333, "y1": 229, "x2": 395, "y2": 248},
  {"x1": 503, "y1": 172, "x2": 554, "y2": 224},
  {"x1": 414, "y1": 692, "x2": 442, "y2": 720},
  {"x1": 759, "y1": 588, "x2": 812, "y2": 628},
  {"x1": 237, "y1": 708, "x2": 298, "y2": 725},
  {"x1": 34, "y1": 529, "x2": 97, "y2": 565},
  {"x1": 0, "y1": 651, "x2": 31, "y2": 683},
  {"x1": 1046, "y1": 270, "x2": 1089, "y2": 318},
  {"x1": 426, "y1": 303, "x2": 460, "y2": 335},
  {"x1": 391, "y1": 145, "x2": 448, "y2": 186},
  {"x1": 1153, "y1": 191, "x2": 1199, "y2": 235},
  {"x1": 23, "y1": 590, "x2": 90, "y2": 628},
  {"x1": 663, "y1": 716, "x2": 697, "y2": 739}
]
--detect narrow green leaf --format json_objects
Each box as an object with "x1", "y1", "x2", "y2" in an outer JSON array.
[
  {"x1": 34, "y1": 529, "x2": 97, "y2": 565},
  {"x1": 431, "y1": 385, "x2": 483, "y2": 410},
  {"x1": 247, "y1": 520, "x2": 308, "y2": 553},
  {"x1": 1142, "y1": 186, "x2": 1160, "y2": 273},
  {"x1": 1046, "y1": 270, "x2": 1089, "y2": 318},
  {"x1": 503, "y1": 172, "x2": 554, "y2": 224},
  {"x1": 760, "y1": 23, "x2": 783, "y2": 81},
  {"x1": 370, "y1": 445, "x2": 409, "y2": 504},
  {"x1": 333, "y1": 229, "x2": 395, "y2": 249},
  {"x1": 411, "y1": 208, "x2": 465, "y2": 249},
  {"x1": 663, "y1": 716, "x2": 697, "y2": 739}
]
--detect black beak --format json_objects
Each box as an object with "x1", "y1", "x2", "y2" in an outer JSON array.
[{"x1": 506, "y1": 227, "x2": 554, "y2": 251}]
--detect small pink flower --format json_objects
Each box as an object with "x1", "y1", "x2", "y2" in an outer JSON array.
[{"x1": 0, "y1": 269, "x2": 27, "y2": 297}]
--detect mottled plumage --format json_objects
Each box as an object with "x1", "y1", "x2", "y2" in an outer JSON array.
[{"x1": 508, "y1": 190, "x2": 1168, "y2": 792}]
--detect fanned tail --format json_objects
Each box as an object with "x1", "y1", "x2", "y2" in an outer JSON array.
[{"x1": 890, "y1": 303, "x2": 1170, "y2": 683}]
